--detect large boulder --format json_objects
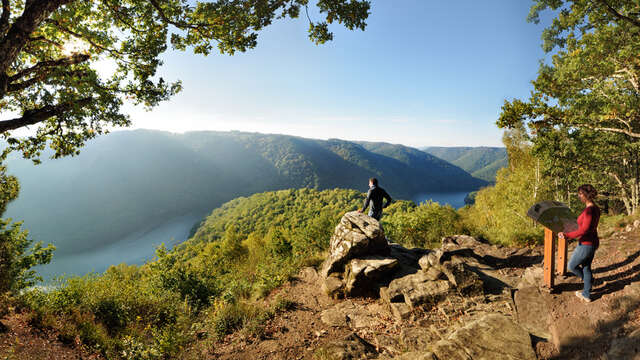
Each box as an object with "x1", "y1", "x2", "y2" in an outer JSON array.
[{"x1": 321, "y1": 212, "x2": 389, "y2": 278}]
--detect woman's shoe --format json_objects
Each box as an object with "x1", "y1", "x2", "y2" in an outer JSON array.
[{"x1": 575, "y1": 291, "x2": 591, "y2": 303}]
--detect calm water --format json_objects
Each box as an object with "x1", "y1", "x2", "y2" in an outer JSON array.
[
  {"x1": 413, "y1": 192, "x2": 470, "y2": 209},
  {"x1": 37, "y1": 212, "x2": 206, "y2": 280},
  {"x1": 36, "y1": 191, "x2": 470, "y2": 281}
]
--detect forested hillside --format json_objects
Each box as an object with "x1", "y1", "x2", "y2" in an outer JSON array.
[
  {"x1": 423, "y1": 147, "x2": 507, "y2": 182},
  {"x1": 5, "y1": 130, "x2": 485, "y2": 259}
]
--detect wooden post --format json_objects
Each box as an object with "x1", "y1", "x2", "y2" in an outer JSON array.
[
  {"x1": 557, "y1": 233, "x2": 568, "y2": 276},
  {"x1": 543, "y1": 227, "x2": 555, "y2": 289}
]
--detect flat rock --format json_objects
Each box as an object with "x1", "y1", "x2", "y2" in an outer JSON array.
[
  {"x1": 517, "y1": 266, "x2": 543, "y2": 289},
  {"x1": 431, "y1": 313, "x2": 536, "y2": 360},
  {"x1": 400, "y1": 326, "x2": 441, "y2": 352},
  {"x1": 514, "y1": 286, "x2": 551, "y2": 339},
  {"x1": 381, "y1": 272, "x2": 450, "y2": 308},
  {"x1": 317, "y1": 332, "x2": 378, "y2": 360}
]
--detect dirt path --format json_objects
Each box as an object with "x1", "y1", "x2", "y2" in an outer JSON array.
[{"x1": 538, "y1": 229, "x2": 640, "y2": 359}]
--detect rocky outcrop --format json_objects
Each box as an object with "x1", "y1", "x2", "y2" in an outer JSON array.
[
  {"x1": 321, "y1": 212, "x2": 390, "y2": 278},
  {"x1": 320, "y1": 212, "x2": 397, "y2": 298}
]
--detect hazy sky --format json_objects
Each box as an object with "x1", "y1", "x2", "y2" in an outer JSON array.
[{"x1": 121, "y1": 0, "x2": 552, "y2": 147}]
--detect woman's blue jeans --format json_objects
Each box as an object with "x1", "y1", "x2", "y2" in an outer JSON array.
[{"x1": 568, "y1": 244, "x2": 596, "y2": 299}]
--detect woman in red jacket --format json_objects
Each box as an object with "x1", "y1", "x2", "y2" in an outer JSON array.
[{"x1": 559, "y1": 184, "x2": 601, "y2": 303}]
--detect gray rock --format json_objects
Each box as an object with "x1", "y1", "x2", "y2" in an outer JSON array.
[
  {"x1": 400, "y1": 327, "x2": 441, "y2": 351},
  {"x1": 389, "y1": 301, "x2": 412, "y2": 321},
  {"x1": 382, "y1": 272, "x2": 450, "y2": 308},
  {"x1": 321, "y1": 211, "x2": 389, "y2": 278},
  {"x1": 321, "y1": 307, "x2": 349, "y2": 327},
  {"x1": 517, "y1": 266, "x2": 543, "y2": 289},
  {"x1": 322, "y1": 275, "x2": 345, "y2": 298},
  {"x1": 317, "y1": 332, "x2": 378, "y2": 360},
  {"x1": 423, "y1": 266, "x2": 445, "y2": 281},
  {"x1": 440, "y1": 262, "x2": 483, "y2": 296},
  {"x1": 514, "y1": 286, "x2": 551, "y2": 339},
  {"x1": 395, "y1": 351, "x2": 437, "y2": 360},
  {"x1": 344, "y1": 256, "x2": 398, "y2": 296},
  {"x1": 431, "y1": 314, "x2": 536, "y2": 360}
]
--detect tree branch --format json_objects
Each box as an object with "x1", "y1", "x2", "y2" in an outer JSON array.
[
  {"x1": 594, "y1": 0, "x2": 640, "y2": 28},
  {"x1": 0, "y1": 0, "x2": 9, "y2": 38},
  {"x1": 0, "y1": 0, "x2": 73, "y2": 75},
  {"x1": 8, "y1": 53, "x2": 89, "y2": 83},
  {"x1": 581, "y1": 123, "x2": 640, "y2": 138},
  {"x1": 0, "y1": 97, "x2": 92, "y2": 133},
  {"x1": 45, "y1": 19, "x2": 125, "y2": 58}
]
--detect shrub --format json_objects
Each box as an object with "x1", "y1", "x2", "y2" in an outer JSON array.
[{"x1": 383, "y1": 200, "x2": 464, "y2": 248}]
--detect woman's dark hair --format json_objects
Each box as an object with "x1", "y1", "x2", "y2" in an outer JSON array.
[
  {"x1": 578, "y1": 184, "x2": 597, "y2": 201},
  {"x1": 369, "y1": 177, "x2": 378, "y2": 186}
]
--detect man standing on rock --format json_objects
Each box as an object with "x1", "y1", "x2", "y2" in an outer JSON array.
[{"x1": 358, "y1": 178, "x2": 392, "y2": 221}]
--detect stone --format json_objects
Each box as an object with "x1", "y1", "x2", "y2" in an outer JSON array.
[
  {"x1": 514, "y1": 286, "x2": 551, "y2": 339},
  {"x1": 423, "y1": 266, "x2": 445, "y2": 281},
  {"x1": 441, "y1": 235, "x2": 484, "y2": 250},
  {"x1": 400, "y1": 327, "x2": 441, "y2": 351},
  {"x1": 321, "y1": 211, "x2": 389, "y2": 278},
  {"x1": 344, "y1": 256, "x2": 398, "y2": 296},
  {"x1": 298, "y1": 266, "x2": 319, "y2": 284},
  {"x1": 440, "y1": 262, "x2": 483, "y2": 296},
  {"x1": 389, "y1": 301, "x2": 412, "y2": 321},
  {"x1": 431, "y1": 314, "x2": 536, "y2": 360},
  {"x1": 322, "y1": 275, "x2": 344, "y2": 298},
  {"x1": 403, "y1": 279, "x2": 450, "y2": 309},
  {"x1": 607, "y1": 328, "x2": 640, "y2": 360},
  {"x1": 634, "y1": 219, "x2": 640, "y2": 228},
  {"x1": 626, "y1": 225, "x2": 634, "y2": 233},
  {"x1": 317, "y1": 332, "x2": 378, "y2": 360},
  {"x1": 418, "y1": 253, "x2": 432, "y2": 270},
  {"x1": 381, "y1": 272, "x2": 450, "y2": 306},
  {"x1": 517, "y1": 266, "x2": 544, "y2": 289},
  {"x1": 321, "y1": 307, "x2": 349, "y2": 327},
  {"x1": 395, "y1": 351, "x2": 437, "y2": 360}
]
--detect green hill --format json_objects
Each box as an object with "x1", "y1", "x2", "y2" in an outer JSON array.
[
  {"x1": 5, "y1": 130, "x2": 486, "y2": 262},
  {"x1": 422, "y1": 146, "x2": 507, "y2": 182}
]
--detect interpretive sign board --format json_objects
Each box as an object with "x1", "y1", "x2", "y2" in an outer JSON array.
[
  {"x1": 527, "y1": 201, "x2": 577, "y2": 289},
  {"x1": 527, "y1": 201, "x2": 578, "y2": 234}
]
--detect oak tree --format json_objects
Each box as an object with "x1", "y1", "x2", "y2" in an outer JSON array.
[
  {"x1": 0, "y1": 0, "x2": 370, "y2": 161},
  {"x1": 498, "y1": 0, "x2": 640, "y2": 214}
]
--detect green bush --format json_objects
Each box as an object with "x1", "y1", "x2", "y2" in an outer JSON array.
[{"x1": 382, "y1": 200, "x2": 464, "y2": 248}]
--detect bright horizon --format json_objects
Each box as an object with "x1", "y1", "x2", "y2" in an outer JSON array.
[
  {"x1": 3, "y1": 1, "x2": 553, "y2": 149},
  {"x1": 105, "y1": 0, "x2": 553, "y2": 148}
]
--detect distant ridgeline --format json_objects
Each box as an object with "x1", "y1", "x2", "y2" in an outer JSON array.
[
  {"x1": 422, "y1": 147, "x2": 507, "y2": 182},
  {"x1": 5, "y1": 130, "x2": 486, "y2": 258}
]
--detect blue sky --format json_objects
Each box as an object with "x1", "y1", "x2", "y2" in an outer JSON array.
[{"x1": 124, "y1": 0, "x2": 551, "y2": 147}]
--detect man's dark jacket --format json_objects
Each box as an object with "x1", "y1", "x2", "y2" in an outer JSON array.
[{"x1": 361, "y1": 185, "x2": 392, "y2": 220}]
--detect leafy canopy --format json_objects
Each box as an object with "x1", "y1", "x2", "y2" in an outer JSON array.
[
  {"x1": 498, "y1": 0, "x2": 640, "y2": 214},
  {"x1": 0, "y1": 0, "x2": 370, "y2": 162}
]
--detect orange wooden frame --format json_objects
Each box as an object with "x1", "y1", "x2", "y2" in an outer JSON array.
[{"x1": 543, "y1": 227, "x2": 568, "y2": 289}]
